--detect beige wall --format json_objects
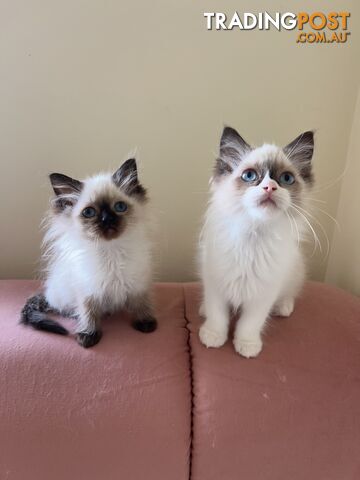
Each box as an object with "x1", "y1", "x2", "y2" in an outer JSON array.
[
  {"x1": 326, "y1": 87, "x2": 360, "y2": 295},
  {"x1": 0, "y1": 1, "x2": 359, "y2": 283}
]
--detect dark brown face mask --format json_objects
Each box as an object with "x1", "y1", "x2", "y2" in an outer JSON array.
[
  {"x1": 48, "y1": 158, "x2": 148, "y2": 241},
  {"x1": 80, "y1": 198, "x2": 131, "y2": 241},
  {"x1": 99, "y1": 205, "x2": 118, "y2": 228},
  {"x1": 96, "y1": 203, "x2": 122, "y2": 240}
]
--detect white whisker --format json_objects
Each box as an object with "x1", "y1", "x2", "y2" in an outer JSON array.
[
  {"x1": 292, "y1": 203, "x2": 330, "y2": 259},
  {"x1": 290, "y1": 204, "x2": 322, "y2": 255}
]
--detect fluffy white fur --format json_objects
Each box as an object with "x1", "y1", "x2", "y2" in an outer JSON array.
[
  {"x1": 199, "y1": 130, "x2": 313, "y2": 358},
  {"x1": 43, "y1": 172, "x2": 153, "y2": 333}
]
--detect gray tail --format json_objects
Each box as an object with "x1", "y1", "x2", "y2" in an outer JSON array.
[{"x1": 20, "y1": 294, "x2": 68, "y2": 336}]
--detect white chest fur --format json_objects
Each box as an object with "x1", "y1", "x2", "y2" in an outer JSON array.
[
  {"x1": 44, "y1": 223, "x2": 152, "y2": 312},
  {"x1": 201, "y1": 212, "x2": 298, "y2": 306}
]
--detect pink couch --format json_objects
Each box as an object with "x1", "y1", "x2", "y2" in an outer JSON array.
[{"x1": 1, "y1": 280, "x2": 360, "y2": 479}]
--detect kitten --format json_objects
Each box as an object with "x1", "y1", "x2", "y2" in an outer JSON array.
[
  {"x1": 199, "y1": 126, "x2": 314, "y2": 358},
  {"x1": 21, "y1": 158, "x2": 157, "y2": 348}
]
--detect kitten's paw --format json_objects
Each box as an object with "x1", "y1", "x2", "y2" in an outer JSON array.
[
  {"x1": 233, "y1": 338, "x2": 263, "y2": 358},
  {"x1": 198, "y1": 303, "x2": 205, "y2": 317},
  {"x1": 272, "y1": 298, "x2": 294, "y2": 317},
  {"x1": 132, "y1": 316, "x2": 157, "y2": 333},
  {"x1": 76, "y1": 330, "x2": 102, "y2": 348},
  {"x1": 199, "y1": 324, "x2": 227, "y2": 348}
]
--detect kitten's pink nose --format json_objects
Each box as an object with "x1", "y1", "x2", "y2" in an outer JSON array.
[{"x1": 263, "y1": 180, "x2": 278, "y2": 193}]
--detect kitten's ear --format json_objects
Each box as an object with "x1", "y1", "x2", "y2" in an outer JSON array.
[
  {"x1": 215, "y1": 126, "x2": 251, "y2": 178},
  {"x1": 283, "y1": 131, "x2": 314, "y2": 183},
  {"x1": 112, "y1": 158, "x2": 147, "y2": 199},
  {"x1": 49, "y1": 173, "x2": 83, "y2": 197},
  {"x1": 220, "y1": 126, "x2": 251, "y2": 154}
]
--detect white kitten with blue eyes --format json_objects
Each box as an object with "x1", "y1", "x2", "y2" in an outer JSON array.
[
  {"x1": 199, "y1": 127, "x2": 314, "y2": 358},
  {"x1": 21, "y1": 158, "x2": 157, "y2": 348}
]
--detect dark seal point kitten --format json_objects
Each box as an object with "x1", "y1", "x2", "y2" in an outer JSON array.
[{"x1": 21, "y1": 158, "x2": 157, "y2": 348}]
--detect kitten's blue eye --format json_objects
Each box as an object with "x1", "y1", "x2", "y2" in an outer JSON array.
[
  {"x1": 279, "y1": 172, "x2": 295, "y2": 185},
  {"x1": 241, "y1": 169, "x2": 258, "y2": 182},
  {"x1": 114, "y1": 201, "x2": 128, "y2": 213},
  {"x1": 82, "y1": 207, "x2": 96, "y2": 218}
]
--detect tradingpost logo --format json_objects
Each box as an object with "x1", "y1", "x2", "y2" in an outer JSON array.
[{"x1": 203, "y1": 12, "x2": 351, "y2": 44}]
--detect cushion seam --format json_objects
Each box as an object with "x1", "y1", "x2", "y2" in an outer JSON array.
[{"x1": 183, "y1": 284, "x2": 194, "y2": 480}]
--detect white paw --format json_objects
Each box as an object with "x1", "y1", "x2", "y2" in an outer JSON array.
[
  {"x1": 272, "y1": 298, "x2": 294, "y2": 317},
  {"x1": 198, "y1": 302, "x2": 205, "y2": 317},
  {"x1": 199, "y1": 324, "x2": 227, "y2": 348},
  {"x1": 233, "y1": 338, "x2": 263, "y2": 358}
]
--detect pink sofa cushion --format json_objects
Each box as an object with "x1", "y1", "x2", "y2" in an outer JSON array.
[
  {"x1": 0, "y1": 280, "x2": 191, "y2": 480},
  {"x1": 1, "y1": 280, "x2": 360, "y2": 480},
  {"x1": 185, "y1": 281, "x2": 360, "y2": 480}
]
